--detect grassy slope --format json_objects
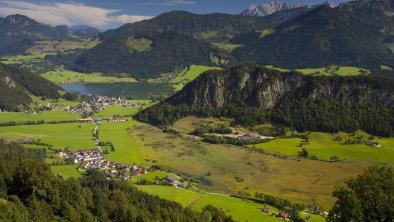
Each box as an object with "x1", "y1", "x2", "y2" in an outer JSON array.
[
  {"x1": 99, "y1": 120, "x2": 156, "y2": 166},
  {"x1": 251, "y1": 132, "x2": 394, "y2": 163},
  {"x1": 136, "y1": 185, "x2": 280, "y2": 222},
  {"x1": 265, "y1": 65, "x2": 371, "y2": 76},
  {"x1": 41, "y1": 69, "x2": 135, "y2": 84},
  {"x1": 51, "y1": 165, "x2": 83, "y2": 179},
  {"x1": 0, "y1": 122, "x2": 96, "y2": 150},
  {"x1": 0, "y1": 110, "x2": 79, "y2": 123},
  {"x1": 172, "y1": 65, "x2": 222, "y2": 90}
]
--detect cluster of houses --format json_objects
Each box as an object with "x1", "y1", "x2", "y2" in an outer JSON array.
[
  {"x1": 261, "y1": 208, "x2": 288, "y2": 220},
  {"x1": 57, "y1": 149, "x2": 147, "y2": 180},
  {"x1": 66, "y1": 96, "x2": 146, "y2": 115},
  {"x1": 164, "y1": 175, "x2": 188, "y2": 188},
  {"x1": 342, "y1": 138, "x2": 381, "y2": 148},
  {"x1": 24, "y1": 103, "x2": 61, "y2": 114},
  {"x1": 212, "y1": 133, "x2": 275, "y2": 141}
]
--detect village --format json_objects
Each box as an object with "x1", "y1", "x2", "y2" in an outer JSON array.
[
  {"x1": 66, "y1": 96, "x2": 146, "y2": 115},
  {"x1": 57, "y1": 149, "x2": 186, "y2": 187}
]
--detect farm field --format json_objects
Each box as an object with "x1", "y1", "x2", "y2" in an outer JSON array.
[
  {"x1": 93, "y1": 101, "x2": 154, "y2": 117},
  {"x1": 136, "y1": 185, "x2": 282, "y2": 222},
  {"x1": 296, "y1": 66, "x2": 370, "y2": 76},
  {"x1": 51, "y1": 164, "x2": 83, "y2": 179},
  {"x1": 42, "y1": 68, "x2": 135, "y2": 84},
  {"x1": 0, "y1": 53, "x2": 55, "y2": 64},
  {"x1": 0, "y1": 110, "x2": 79, "y2": 123},
  {"x1": 212, "y1": 42, "x2": 243, "y2": 53},
  {"x1": 172, "y1": 65, "x2": 222, "y2": 90},
  {"x1": 129, "y1": 122, "x2": 370, "y2": 209},
  {"x1": 0, "y1": 122, "x2": 96, "y2": 150},
  {"x1": 99, "y1": 120, "x2": 156, "y2": 166},
  {"x1": 251, "y1": 132, "x2": 394, "y2": 163},
  {"x1": 264, "y1": 65, "x2": 371, "y2": 76}
]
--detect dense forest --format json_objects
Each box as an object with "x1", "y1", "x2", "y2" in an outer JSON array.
[
  {"x1": 136, "y1": 63, "x2": 394, "y2": 137},
  {"x1": 231, "y1": 3, "x2": 394, "y2": 72},
  {"x1": 47, "y1": 32, "x2": 234, "y2": 78},
  {"x1": 0, "y1": 64, "x2": 61, "y2": 111},
  {"x1": 0, "y1": 139, "x2": 235, "y2": 222}
]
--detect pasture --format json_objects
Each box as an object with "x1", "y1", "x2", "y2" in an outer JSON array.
[
  {"x1": 172, "y1": 65, "x2": 222, "y2": 90},
  {"x1": 136, "y1": 185, "x2": 282, "y2": 222},
  {"x1": 0, "y1": 122, "x2": 96, "y2": 150},
  {"x1": 51, "y1": 165, "x2": 83, "y2": 179},
  {"x1": 129, "y1": 122, "x2": 370, "y2": 209},
  {"x1": 251, "y1": 132, "x2": 394, "y2": 163},
  {"x1": 264, "y1": 65, "x2": 371, "y2": 76},
  {"x1": 0, "y1": 110, "x2": 79, "y2": 123},
  {"x1": 42, "y1": 68, "x2": 135, "y2": 84}
]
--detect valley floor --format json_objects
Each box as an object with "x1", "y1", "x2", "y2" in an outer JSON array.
[{"x1": 0, "y1": 104, "x2": 392, "y2": 221}]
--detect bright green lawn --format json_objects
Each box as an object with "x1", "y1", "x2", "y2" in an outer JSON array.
[
  {"x1": 0, "y1": 123, "x2": 96, "y2": 150},
  {"x1": 94, "y1": 106, "x2": 143, "y2": 117},
  {"x1": 99, "y1": 120, "x2": 146, "y2": 165},
  {"x1": 172, "y1": 65, "x2": 222, "y2": 90},
  {"x1": 0, "y1": 110, "x2": 79, "y2": 123},
  {"x1": 51, "y1": 165, "x2": 83, "y2": 179},
  {"x1": 42, "y1": 69, "x2": 135, "y2": 84},
  {"x1": 137, "y1": 185, "x2": 279, "y2": 222},
  {"x1": 250, "y1": 132, "x2": 394, "y2": 163},
  {"x1": 130, "y1": 171, "x2": 172, "y2": 183}
]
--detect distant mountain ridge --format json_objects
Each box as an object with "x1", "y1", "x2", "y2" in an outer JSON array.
[
  {"x1": 0, "y1": 14, "x2": 100, "y2": 55},
  {"x1": 232, "y1": 1, "x2": 394, "y2": 73},
  {"x1": 241, "y1": 0, "x2": 307, "y2": 16}
]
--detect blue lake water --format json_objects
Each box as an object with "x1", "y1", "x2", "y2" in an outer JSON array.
[{"x1": 60, "y1": 82, "x2": 174, "y2": 99}]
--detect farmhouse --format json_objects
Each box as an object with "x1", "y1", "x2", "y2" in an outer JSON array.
[{"x1": 364, "y1": 141, "x2": 381, "y2": 147}]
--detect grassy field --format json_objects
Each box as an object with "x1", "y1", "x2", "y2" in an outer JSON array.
[
  {"x1": 0, "y1": 122, "x2": 96, "y2": 150},
  {"x1": 172, "y1": 65, "x2": 222, "y2": 90},
  {"x1": 250, "y1": 132, "x2": 394, "y2": 163},
  {"x1": 136, "y1": 185, "x2": 281, "y2": 222},
  {"x1": 99, "y1": 120, "x2": 156, "y2": 166},
  {"x1": 264, "y1": 65, "x2": 371, "y2": 76},
  {"x1": 0, "y1": 110, "x2": 79, "y2": 123},
  {"x1": 93, "y1": 101, "x2": 153, "y2": 117},
  {"x1": 128, "y1": 122, "x2": 371, "y2": 209},
  {"x1": 42, "y1": 68, "x2": 135, "y2": 84},
  {"x1": 130, "y1": 170, "x2": 169, "y2": 183},
  {"x1": 51, "y1": 165, "x2": 83, "y2": 179},
  {"x1": 212, "y1": 42, "x2": 243, "y2": 53},
  {"x1": 1, "y1": 53, "x2": 55, "y2": 64}
]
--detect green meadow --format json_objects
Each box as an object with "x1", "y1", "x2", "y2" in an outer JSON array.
[
  {"x1": 93, "y1": 100, "x2": 154, "y2": 117},
  {"x1": 264, "y1": 65, "x2": 371, "y2": 76},
  {"x1": 172, "y1": 65, "x2": 222, "y2": 90},
  {"x1": 51, "y1": 165, "x2": 83, "y2": 179},
  {"x1": 0, "y1": 122, "x2": 96, "y2": 150},
  {"x1": 99, "y1": 120, "x2": 155, "y2": 165},
  {"x1": 0, "y1": 110, "x2": 79, "y2": 123},
  {"x1": 136, "y1": 185, "x2": 281, "y2": 222},
  {"x1": 250, "y1": 131, "x2": 394, "y2": 163},
  {"x1": 212, "y1": 42, "x2": 243, "y2": 53},
  {"x1": 42, "y1": 68, "x2": 135, "y2": 84}
]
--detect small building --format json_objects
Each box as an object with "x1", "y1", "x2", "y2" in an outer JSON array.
[
  {"x1": 278, "y1": 212, "x2": 287, "y2": 220},
  {"x1": 262, "y1": 208, "x2": 271, "y2": 213}
]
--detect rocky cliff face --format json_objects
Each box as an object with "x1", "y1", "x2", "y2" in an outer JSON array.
[
  {"x1": 241, "y1": 0, "x2": 307, "y2": 16},
  {"x1": 167, "y1": 63, "x2": 394, "y2": 110}
]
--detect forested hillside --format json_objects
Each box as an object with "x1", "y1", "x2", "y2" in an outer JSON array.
[
  {"x1": 136, "y1": 63, "x2": 394, "y2": 137},
  {"x1": 232, "y1": 2, "x2": 394, "y2": 72},
  {"x1": 0, "y1": 139, "x2": 234, "y2": 222},
  {"x1": 49, "y1": 32, "x2": 234, "y2": 78},
  {"x1": 0, "y1": 64, "x2": 61, "y2": 111},
  {"x1": 0, "y1": 14, "x2": 99, "y2": 55}
]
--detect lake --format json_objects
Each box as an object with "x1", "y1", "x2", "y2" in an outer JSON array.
[{"x1": 61, "y1": 82, "x2": 174, "y2": 99}]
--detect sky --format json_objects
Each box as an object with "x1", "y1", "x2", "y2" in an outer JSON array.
[{"x1": 0, "y1": 0, "x2": 346, "y2": 29}]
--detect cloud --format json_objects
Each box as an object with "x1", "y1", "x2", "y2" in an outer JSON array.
[
  {"x1": 144, "y1": 0, "x2": 196, "y2": 6},
  {"x1": 0, "y1": 1, "x2": 153, "y2": 29}
]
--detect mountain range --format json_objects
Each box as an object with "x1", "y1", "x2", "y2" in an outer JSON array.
[
  {"x1": 241, "y1": 0, "x2": 309, "y2": 16},
  {"x1": 1, "y1": 0, "x2": 394, "y2": 78},
  {"x1": 0, "y1": 14, "x2": 100, "y2": 55}
]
